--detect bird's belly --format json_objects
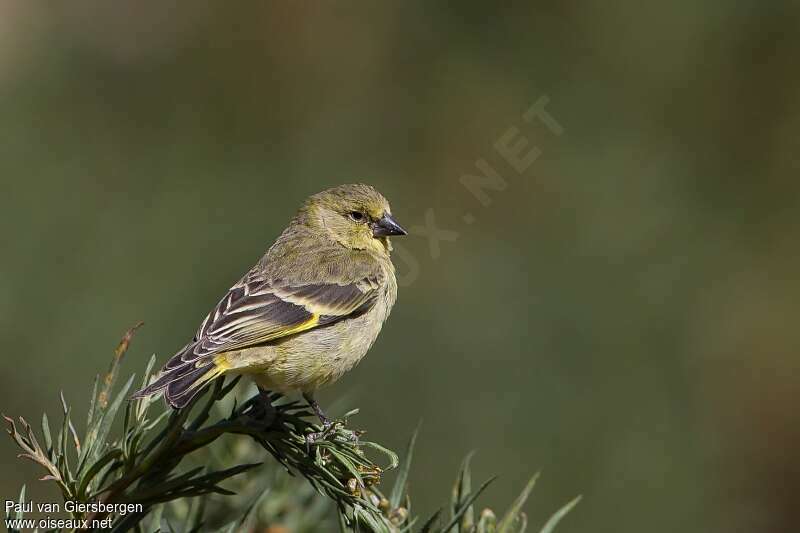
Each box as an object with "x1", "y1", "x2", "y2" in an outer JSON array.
[{"x1": 243, "y1": 310, "x2": 386, "y2": 393}]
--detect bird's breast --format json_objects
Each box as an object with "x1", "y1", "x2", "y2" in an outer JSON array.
[{"x1": 260, "y1": 272, "x2": 397, "y2": 392}]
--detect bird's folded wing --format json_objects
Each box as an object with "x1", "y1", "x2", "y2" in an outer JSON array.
[{"x1": 176, "y1": 277, "x2": 380, "y2": 363}]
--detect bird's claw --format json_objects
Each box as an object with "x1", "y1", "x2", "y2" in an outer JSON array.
[
  {"x1": 246, "y1": 389, "x2": 277, "y2": 429},
  {"x1": 305, "y1": 420, "x2": 334, "y2": 452},
  {"x1": 304, "y1": 418, "x2": 362, "y2": 453}
]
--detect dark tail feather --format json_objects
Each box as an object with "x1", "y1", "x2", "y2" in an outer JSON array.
[
  {"x1": 131, "y1": 360, "x2": 219, "y2": 409},
  {"x1": 165, "y1": 365, "x2": 217, "y2": 408}
]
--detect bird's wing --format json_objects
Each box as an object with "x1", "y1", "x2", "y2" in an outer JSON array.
[{"x1": 171, "y1": 276, "x2": 381, "y2": 365}]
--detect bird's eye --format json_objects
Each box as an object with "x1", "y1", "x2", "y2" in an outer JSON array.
[{"x1": 349, "y1": 211, "x2": 365, "y2": 222}]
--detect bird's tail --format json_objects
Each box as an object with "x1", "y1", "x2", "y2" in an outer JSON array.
[{"x1": 131, "y1": 347, "x2": 228, "y2": 409}]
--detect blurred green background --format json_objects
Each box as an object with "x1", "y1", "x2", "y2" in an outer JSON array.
[{"x1": 2, "y1": 2, "x2": 799, "y2": 532}]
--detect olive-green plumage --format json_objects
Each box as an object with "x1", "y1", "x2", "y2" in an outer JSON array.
[{"x1": 133, "y1": 184, "x2": 407, "y2": 411}]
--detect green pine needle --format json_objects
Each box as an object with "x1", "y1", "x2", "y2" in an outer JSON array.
[{"x1": 3, "y1": 324, "x2": 579, "y2": 533}]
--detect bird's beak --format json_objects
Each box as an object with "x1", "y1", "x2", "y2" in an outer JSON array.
[{"x1": 372, "y1": 213, "x2": 408, "y2": 237}]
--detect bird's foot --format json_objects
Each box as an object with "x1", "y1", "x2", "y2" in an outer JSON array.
[
  {"x1": 302, "y1": 393, "x2": 361, "y2": 451},
  {"x1": 246, "y1": 387, "x2": 277, "y2": 429},
  {"x1": 304, "y1": 417, "x2": 362, "y2": 453},
  {"x1": 305, "y1": 419, "x2": 335, "y2": 450}
]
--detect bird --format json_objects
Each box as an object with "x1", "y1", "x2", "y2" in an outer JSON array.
[{"x1": 132, "y1": 184, "x2": 407, "y2": 428}]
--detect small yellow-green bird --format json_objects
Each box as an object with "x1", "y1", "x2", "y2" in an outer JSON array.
[{"x1": 132, "y1": 184, "x2": 406, "y2": 425}]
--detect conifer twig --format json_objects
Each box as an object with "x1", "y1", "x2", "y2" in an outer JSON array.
[{"x1": 4, "y1": 324, "x2": 579, "y2": 532}]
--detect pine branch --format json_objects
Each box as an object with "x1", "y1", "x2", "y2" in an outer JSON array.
[{"x1": 4, "y1": 324, "x2": 580, "y2": 532}]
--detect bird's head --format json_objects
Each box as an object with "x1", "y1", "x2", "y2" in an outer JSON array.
[{"x1": 299, "y1": 184, "x2": 407, "y2": 254}]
